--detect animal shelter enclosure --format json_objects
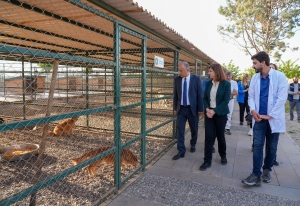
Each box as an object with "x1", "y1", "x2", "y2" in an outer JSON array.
[{"x1": 0, "y1": 0, "x2": 215, "y2": 205}]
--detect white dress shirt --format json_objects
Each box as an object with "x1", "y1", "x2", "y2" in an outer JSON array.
[
  {"x1": 181, "y1": 74, "x2": 190, "y2": 105},
  {"x1": 210, "y1": 80, "x2": 219, "y2": 108}
]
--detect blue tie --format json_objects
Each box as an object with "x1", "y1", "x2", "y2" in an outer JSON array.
[{"x1": 183, "y1": 78, "x2": 187, "y2": 106}]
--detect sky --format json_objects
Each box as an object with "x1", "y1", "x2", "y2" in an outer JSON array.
[{"x1": 134, "y1": 0, "x2": 300, "y2": 72}]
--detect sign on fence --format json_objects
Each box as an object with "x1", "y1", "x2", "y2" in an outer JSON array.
[{"x1": 154, "y1": 56, "x2": 164, "y2": 68}]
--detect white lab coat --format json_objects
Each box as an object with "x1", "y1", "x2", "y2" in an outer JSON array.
[{"x1": 248, "y1": 69, "x2": 288, "y2": 133}]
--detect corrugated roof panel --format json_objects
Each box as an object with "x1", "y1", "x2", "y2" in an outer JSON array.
[{"x1": 99, "y1": 0, "x2": 218, "y2": 64}]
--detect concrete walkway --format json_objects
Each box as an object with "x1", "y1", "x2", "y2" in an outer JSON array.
[{"x1": 106, "y1": 103, "x2": 300, "y2": 205}]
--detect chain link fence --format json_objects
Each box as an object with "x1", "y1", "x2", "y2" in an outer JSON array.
[{"x1": 0, "y1": 0, "x2": 206, "y2": 205}]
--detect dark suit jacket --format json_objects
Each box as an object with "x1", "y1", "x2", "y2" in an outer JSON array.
[
  {"x1": 173, "y1": 74, "x2": 203, "y2": 116},
  {"x1": 203, "y1": 80, "x2": 230, "y2": 115}
]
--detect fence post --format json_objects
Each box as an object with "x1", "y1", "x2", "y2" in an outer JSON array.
[
  {"x1": 22, "y1": 57, "x2": 26, "y2": 120},
  {"x1": 113, "y1": 21, "x2": 121, "y2": 192},
  {"x1": 141, "y1": 35, "x2": 147, "y2": 170},
  {"x1": 173, "y1": 50, "x2": 179, "y2": 139},
  {"x1": 29, "y1": 60, "x2": 58, "y2": 206},
  {"x1": 85, "y1": 55, "x2": 89, "y2": 128}
]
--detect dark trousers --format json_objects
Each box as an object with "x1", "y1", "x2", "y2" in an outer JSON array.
[
  {"x1": 176, "y1": 106, "x2": 199, "y2": 154},
  {"x1": 238, "y1": 102, "x2": 250, "y2": 123},
  {"x1": 204, "y1": 114, "x2": 227, "y2": 163}
]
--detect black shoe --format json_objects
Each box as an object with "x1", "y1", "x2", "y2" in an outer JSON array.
[
  {"x1": 273, "y1": 159, "x2": 279, "y2": 166},
  {"x1": 221, "y1": 157, "x2": 227, "y2": 165},
  {"x1": 199, "y1": 162, "x2": 211, "y2": 171},
  {"x1": 190, "y1": 146, "x2": 196, "y2": 153},
  {"x1": 172, "y1": 153, "x2": 185, "y2": 160},
  {"x1": 212, "y1": 146, "x2": 215, "y2": 153},
  {"x1": 240, "y1": 122, "x2": 243, "y2": 125}
]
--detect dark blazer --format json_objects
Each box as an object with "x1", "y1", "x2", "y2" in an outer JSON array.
[
  {"x1": 203, "y1": 80, "x2": 230, "y2": 115},
  {"x1": 173, "y1": 74, "x2": 203, "y2": 116}
]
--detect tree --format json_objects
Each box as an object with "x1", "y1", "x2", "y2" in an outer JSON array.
[
  {"x1": 218, "y1": 0, "x2": 300, "y2": 60},
  {"x1": 222, "y1": 60, "x2": 240, "y2": 79},
  {"x1": 278, "y1": 59, "x2": 300, "y2": 78},
  {"x1": 38, "y1": 63, "x2": 53, "y2": 73},
  {"x1": 244, "y1": 67, "x2": 256, "y2": 78}
]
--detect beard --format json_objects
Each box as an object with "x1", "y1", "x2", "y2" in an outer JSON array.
[
  {"x1": 254, "y1": 66, "x2": 263, "y2": 73},
  {"x1": 294, "y1": 81, "x2": 298, "y2": 84}
]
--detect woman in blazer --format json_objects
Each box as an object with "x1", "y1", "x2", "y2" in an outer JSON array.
[
  {"x1": 200, "y1": 63, "x2": 231, "y2": 171},
  {"x1": 237, "y1": 74, "x2": 250, "y2": 125}
]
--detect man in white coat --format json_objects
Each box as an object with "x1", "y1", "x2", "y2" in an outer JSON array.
[
  {"x1": 242, "y1": 51, "x2": 288, "y2": 186},
  {"x1": 225, "y1": 71, "x2": 238, "y2": 135}
]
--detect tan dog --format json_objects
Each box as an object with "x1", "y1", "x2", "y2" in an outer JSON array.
[
  {"x1": 48, "y1": 117, "x2": 79, "y2": 136},
  {"x1": 71, "y1": 146, "x2": 138, "y2": 176}
]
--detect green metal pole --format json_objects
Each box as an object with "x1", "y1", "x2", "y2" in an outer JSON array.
[
  {"x1": 195, "y1": 60, "x2": 198, "y2": 76},
  {"x1": 150, "y1": 72, "x2": 153, "y2": 110},
  {"x1": 113, "y1": 21, "x2": 121, "y2": 191},
  {"x1": 30, "y1": 62, "x2": 33, "y2": 100},
  {"x1": 105, "y1": 66, "x2": 107, "y2": 105},
  {"x1": 67, "y1": 65, "x2": 69, "y2": 103},
  {"x1": 86, "y1": 53, "x2": 89, "y2": 128},
  {"x1": 141, "y1": 35, "x2": 147, "y2": 170},
  {"x1": 22, "y1": 57, "x2": 26, "y2": 120},
  {"x1": 3, "y1": 63, "x2": 6, "y2": 99},
  {"x1": 200, "y1": 61, "x2": 203, "y2": 78},
  {"x1": 173, "y1": 50, "x2": 179, "y2": 139}
]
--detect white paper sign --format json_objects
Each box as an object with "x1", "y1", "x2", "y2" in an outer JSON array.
[{"x1": 154, "y1": 55, "x2": 164, "y2": 68}]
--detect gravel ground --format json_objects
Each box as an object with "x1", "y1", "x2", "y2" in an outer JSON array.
[
  {"x1": 121, "y1": 173, "x2": 300, "y2": 206},
  {"x1": 285, "y1": 113, "x2": 300, "y2": 149}
]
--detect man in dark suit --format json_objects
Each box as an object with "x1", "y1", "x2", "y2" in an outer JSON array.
[{"x1": 172, "y1": 61, "x2": 203, "y2": 160}]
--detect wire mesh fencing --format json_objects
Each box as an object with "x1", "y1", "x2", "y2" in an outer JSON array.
[{"x1": 0, "y1": 0, "x2": 206, "y2": 205}]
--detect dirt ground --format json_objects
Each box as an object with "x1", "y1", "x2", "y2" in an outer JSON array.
[{"x1": 0, "y1": 95, "x2": 175, "y2": 205}]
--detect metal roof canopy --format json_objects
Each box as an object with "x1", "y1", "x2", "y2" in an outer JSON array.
[
  {"x1": 86, "y1": 0, "x2": 218, "y2": 65},
  {"x1": 0, "y1": 0, "x2": 217, "y2": 69}
]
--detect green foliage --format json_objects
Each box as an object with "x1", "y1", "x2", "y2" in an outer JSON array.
[
  {"x1": 38, "y1": 63, "x2": 53, "y2": 72},
  {"x1": 218, "y1": 0, "x2": 300, "y2": 61},
  {"x1": 222, "y1": 60, "x2": 240, "y2": 79},
  {"x1": 244, "y1": 67, "x2": 257, "y2": 78},
  {"x1": 278, "y1": 59, "x2": 300, "y2": 78}
]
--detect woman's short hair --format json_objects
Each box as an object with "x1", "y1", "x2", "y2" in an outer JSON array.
[{"x1": 209, "y1": 63, "x2": 226, "y2": 82}]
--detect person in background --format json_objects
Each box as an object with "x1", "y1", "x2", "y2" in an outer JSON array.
[
  {"x1": 200, "y1": 63, "x2": 230, "y2": 171},
  {"x1": 237, "y1": 74, "x2": 250, "y2": 126},
  {"x1": 242, "y1": 51, "x2": 288, "y2": 186},
  {"x1": 268, "y1": 62, "x2": 280, "y2": 166},
  {"x1": 225, "y1": 71, "x2": 238, "y2": 135},
  {"x1": 202, "y1": 75, "x2": 210, "y2": 96},
  {"x1": 270, "y1": 63, "x2": 278, "y2": 71},
  {"x1": 287, "y1": 76, "x2": 300, "y2": 122},
  {"x1": 172, "y1": 61, "x2": 203, "y2": 160}
]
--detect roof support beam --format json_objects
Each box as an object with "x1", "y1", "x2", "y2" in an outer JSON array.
[{"x1": 6, "y1": 0, "x2": 142, "y2": 48}]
